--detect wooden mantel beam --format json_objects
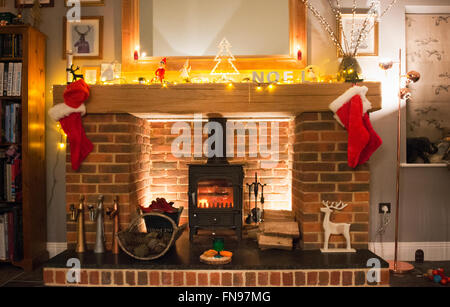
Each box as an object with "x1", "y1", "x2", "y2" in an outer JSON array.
[{"x1": 53, "y1": 82, "x2": 382, "y2": 118}]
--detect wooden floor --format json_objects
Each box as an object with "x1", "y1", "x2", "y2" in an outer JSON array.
[
  {"x1": 0, "y1": 263, "x2": 44, "y2": 287},
  {"x1": 390, "y1": 261, "x2": 450, "y2": 288}
]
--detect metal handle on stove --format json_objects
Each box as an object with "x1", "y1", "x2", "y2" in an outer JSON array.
[{"x1": 191, "y1": 192, "x2": 196, "y2": 206}]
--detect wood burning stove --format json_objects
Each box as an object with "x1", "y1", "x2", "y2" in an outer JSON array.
[
  {"x1": 188, "y1": 118, "x2": 244, "y2": 241},
  {"x1": 188, "y1": 164, "x2": 244, "y2": 241}
]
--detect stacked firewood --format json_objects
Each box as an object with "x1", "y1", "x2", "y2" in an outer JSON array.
[
  {"x1": 257, "y1": 210, "x2": 300, "y2": 251},
  {"x1": 118, "y1": 230, "x2": 171, "y2": 258}
]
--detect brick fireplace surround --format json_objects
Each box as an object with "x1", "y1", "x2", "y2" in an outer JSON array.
[
  {"x1": 64, "y1": 112, "x2": 370, "y2": 251},
  {"x1": 41, "y1": 110, "x2": 389, "y2": 287}
]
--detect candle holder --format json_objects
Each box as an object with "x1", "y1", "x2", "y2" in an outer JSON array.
[
  {"x1": 200, "y1": 237, "x2": 232, "y2": 265},
  {"x1": 213, "y1": 238, "x2": 225, "y2": 258}
]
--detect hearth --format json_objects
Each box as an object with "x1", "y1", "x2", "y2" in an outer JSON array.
[
  {"x1": 188, "y1": 118, "x2": 244, "y2": 241},
  {"x1": 43, "y1": 231, "x2": 391, "y2": 287}
]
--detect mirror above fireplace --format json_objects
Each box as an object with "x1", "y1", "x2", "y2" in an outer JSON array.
[
  {"x1": 139, "y1": 0, "x2": 290, "y2": 58},
  {"x1": 121, "y1": 0, "x2": 307, "y2": 72}
]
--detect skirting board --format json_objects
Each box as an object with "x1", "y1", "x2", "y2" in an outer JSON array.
[
  {"x1": 369, "y1": 242, "x2": 450, "y2": 262},
  {"x1": 47, "y1": 243, "x2": 68, "y2": 258}
]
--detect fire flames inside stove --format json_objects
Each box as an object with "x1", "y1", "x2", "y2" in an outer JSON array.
[{"x1": 197, "y1": 179, "x2": 234, "y2": 209}]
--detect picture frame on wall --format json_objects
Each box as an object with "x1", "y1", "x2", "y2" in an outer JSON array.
[
  {"x1": 15, "y1": 0, "x2": 54, "y2": 7},
  {"x1": 63, "y1": 16, "x2": 103, "y2": 60},
  {"x1": 338, "y1": 14, "x2": 379, "y2": 57},
  {"x1": 65, "y1": 0, "x2": 104, "y2": 6}
]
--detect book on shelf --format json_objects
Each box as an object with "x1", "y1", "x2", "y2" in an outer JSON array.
[
  {"x1": 2, "y1": 63, "x2": 6, "y2": 97},
  {"x1": 11, "y1": 159, "x2": 21, "y2": 202},
  {"x1": 6, "y1": 163, "x2": 11, "y2": 202},
  {"x1": 0, "y1": 150, "x2": 21, "y2": 203},
  {"x1": 7, "y1": 62, "x2": 13, "y2": 97},
  {"x1": 0, "y1": 34, "x2": 23, "y2": 58},
  {"x1": 7, "y1": 212, "x2": 14, "y2": 261},
  {"x1": 0, "y1": 62, "x2": 22, "y2": 97},
  {"x1": 1, "y1": 102, "x2": 21, "y2": 143},
  {"x1": 13, "y1": 63, "x2": 22, "y2": 97},
  {"x1": 0, "y1": 210, "x2": 22, "y2": 262},
  {"x1": 0, "y1": 214, "x2": 6, "y2": 260},
  {"x1": 0, "y1": 63, "x2": 3, "y2": 95}
]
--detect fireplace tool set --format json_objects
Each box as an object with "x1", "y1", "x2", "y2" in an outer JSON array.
[
  {"x1": 69, "y1": 195, "x2": 120, "y2": 254},
  {"x1": 245, "y1": 173, "x2": 267, "y2": 225}
]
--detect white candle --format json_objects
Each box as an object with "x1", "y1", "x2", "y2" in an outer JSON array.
[{"x1": 67, "y1": 50, "x2": 73, "y2": 83}]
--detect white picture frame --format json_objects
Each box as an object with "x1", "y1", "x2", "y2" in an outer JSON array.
[
  {"x1": 63, "y1": 16, "x2": 103, "y2": 59},
  {"x1": 338, "y1": 14, "x2": 379, "y2": 57}
]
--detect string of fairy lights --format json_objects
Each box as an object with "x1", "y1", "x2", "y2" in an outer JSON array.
[
  {"x1": 301, "y1": 0, "x2": 345, "y2": 55},
  {"x1": 300, "y1": 0, "x2": 398, "y2": 57},
  {"x1": 54, "y1": 1, "x2": 400, "y2": 147},
  {"x1": 56, "y1": 122, "x2": 67, "y2": 150}
]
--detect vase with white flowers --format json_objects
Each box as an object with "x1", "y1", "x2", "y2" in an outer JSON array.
[{"x1": 300, "y1": 0, "x2": 398, "y2": 83}]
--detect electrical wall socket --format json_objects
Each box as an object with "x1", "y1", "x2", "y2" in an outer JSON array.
[{"x1": 379, "y1": 203, "x2": 391, "y2": 214}]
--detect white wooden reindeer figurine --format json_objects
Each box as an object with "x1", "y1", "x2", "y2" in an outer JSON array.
[{"x1": 320, "y1": 201, "x2": 356, "y2": 253}]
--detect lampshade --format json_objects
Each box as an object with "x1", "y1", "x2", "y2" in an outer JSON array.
[{"x1": 406, "y1": 71, "x2": 421, "y2": 83}]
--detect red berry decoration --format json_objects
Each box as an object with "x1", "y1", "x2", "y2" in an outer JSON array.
[
  {"x1": 432, "y1": 270, "x2": 439, "y2": 276},
  {"x1": 441, "y1": 278, "x2": 448, "y2": 285},
  {"x1": 140, "y1": 198, "x2": 177, "y2": 214},
  {"x1": 438, "y1": 268, "x2": 444, "y2": 274}
]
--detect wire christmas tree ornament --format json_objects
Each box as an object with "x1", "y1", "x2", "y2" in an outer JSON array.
[{"x1": 210, "y1": 38, "x2": 240, "y2": 80}]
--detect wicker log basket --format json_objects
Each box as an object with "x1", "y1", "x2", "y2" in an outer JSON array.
[{"x1": 117, "y1": 212, "x2": 187, "y2": 261}]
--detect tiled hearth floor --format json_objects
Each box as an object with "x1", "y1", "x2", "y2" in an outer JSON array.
[
  {"x1": 42, "y1": 230, "x2": 390, "y2": 287},
  {"x1": 1, "y1": 230, "x2": 448, "y2": 287}
]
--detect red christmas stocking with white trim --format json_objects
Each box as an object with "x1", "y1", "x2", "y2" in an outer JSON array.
[
  {"x1": 358, "y1": 113, "x2": 383, "y2": 166},
  {"x1": 60, "y1": 112, "x2": 93, "y2": 171},
  {"x1": 49, "y1": 79, "x2": 93, "y2": 171},
  {"x1": 330, "y1": 86, "x2": 382, "y2": 168}
]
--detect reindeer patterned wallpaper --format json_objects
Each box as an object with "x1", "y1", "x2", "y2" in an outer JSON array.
[{"x1": 406, "y1": 14, "x2": 450, "y2": 143}]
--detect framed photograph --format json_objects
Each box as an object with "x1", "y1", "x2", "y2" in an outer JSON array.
[
  {"x1": 63, "y1": 16, "x2": 103, "y2": 60},
  {"x1": 15, "y1": 0, "x2": 54, "y2": 7},
  {"x1": 65, "y1": 0, "x2": 104, "y2": 6},
  {"x1": 82, "y1": 66, "x2": 101, "y2": 84},
  {"x1": 338, "y1": 14, "x2": 379, "y2": 57}
]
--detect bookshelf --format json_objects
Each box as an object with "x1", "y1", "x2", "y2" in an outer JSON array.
[{"x1": 0, "y1": 25, "x2": 47, "y2": 271}]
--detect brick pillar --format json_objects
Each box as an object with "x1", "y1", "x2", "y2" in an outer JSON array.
[
  {"x1": 292, "y1": 112, "x2": 370, "y2": 250},
  {"x1": 66, "y1": 114, "x2": 151, "y2": 250}
]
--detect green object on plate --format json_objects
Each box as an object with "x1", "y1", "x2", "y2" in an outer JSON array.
[{"x1": 213, "y1": 238, "x2": 225, "y2": 253}]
